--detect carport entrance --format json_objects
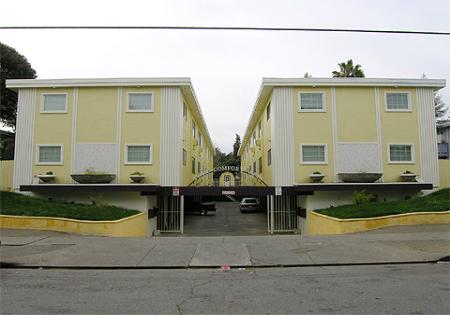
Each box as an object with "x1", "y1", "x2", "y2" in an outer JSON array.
[
  {"x1": 183, "y1": 200, "x2": 267, "y2": 236},
  {"x1": 155, "y1": 186, "x2": 300, "y2": 235}
]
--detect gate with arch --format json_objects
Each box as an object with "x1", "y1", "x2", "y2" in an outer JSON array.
[{"x1": 156, "y1": 166, "x2": 298, "y2": 234}]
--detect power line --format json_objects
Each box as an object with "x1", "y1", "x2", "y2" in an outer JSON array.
[{"x1": 0, "y1": 25, "x2": 449, "y2": 35}]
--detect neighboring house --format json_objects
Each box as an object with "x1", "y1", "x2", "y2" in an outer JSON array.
[
  {"x1": 0, "y1": 130, "x2": 15, "y2": 160},
  {"x1": 238, "y1": 77, "x2": 446, "y2": 229},
  {"x1": 437, "y1": 120, "x2": 450, "y2": 159},
  {"x1": 6, "y1": 78, "x2": 214, "y2": 233}
]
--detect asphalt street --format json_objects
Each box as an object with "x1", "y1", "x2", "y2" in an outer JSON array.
[
  {"x1": 1, "y1": 264, "x2": 449, "y2": 314},
  {"x1": 183, "y1": 201, "x2": 267, "y2": 236}
]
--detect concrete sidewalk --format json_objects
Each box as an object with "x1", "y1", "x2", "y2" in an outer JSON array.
[{"x1": 1, "y1": 225, "x2": 449, "y2": 268}]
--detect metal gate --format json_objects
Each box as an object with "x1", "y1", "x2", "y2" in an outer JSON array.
[
  {"x1": 267, "y1": 195, "x2": 297, "y2": 233},
  {"x1": 157, "y1": 195, "x2": 184, "y2": 233}
]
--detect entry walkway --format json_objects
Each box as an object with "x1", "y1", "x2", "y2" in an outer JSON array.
[
  {"x1": 183, "y1": 201, "x2": 267, "y2": 236},
  {"x1": 1, "y1": 225, "x2": 449, "y2": 268}
]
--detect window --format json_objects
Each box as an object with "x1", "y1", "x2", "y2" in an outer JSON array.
[
  {"x1": 127, "y1": 93, "x2": 153, "y2": 112},
  {"x1": 192, "y1": 121, "x2": 196, "y2": 138},
  {"x1": 183, "y1": 102, "x2": 187, "y2": 120},
  {"x1": 42, "y1": 94, "x2": 67, "y2": 112},
  {"x1": 126, "y1": 145, "x2": 152, "y2": 164},
  {"x1": 299, "y1": 92, "x2": 324, "y2": 111},
  {"x1": 252, "y1": 161, "x2": 256, "y2": 174},
  {"x1": 183, "y1": 149, "x2": 187, "y2": 166},
  {"x1": 251, "y1": 133, "x2": 256, "y2": 147},
  {"x1": 192, "y1": 157, "x2": 196, "y2": 174},
  {"x1": 37, "y1": 145, "x2": 63, "y2": 164},
  {"x1": 267, "y1": 149, "x2": 272, "y2": 166},
  {"x1": 386, "y1": 92, "x2": 410, "y2": 111},
  {"x1": 257, "y1": 121, "x2": 262, "y2": 138},
  {"x1": 198, "y1": 161, "x2": 201, "y2": 174},
  {"x1": 258, "y1": 157, "x2": 262, "y2": 174},
  {"x1": 301, "y1": 144, "x2": 327, "y2": 164},
  {"x1": 266, "y1": 102, "x2": 271, "y2": 120},
  {"x1": 198, "y1": 133, "x2": 202, "y2": 147},
  {"x1": 389, "y1": 144, "x2": 414, "y2": 163}
]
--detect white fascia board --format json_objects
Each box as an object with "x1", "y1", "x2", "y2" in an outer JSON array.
[
  {"x1": 6, "y1": 77, "x2": 193, "y2": 89},
  {"x1": 262, "y1": 77, "x2": 446, "y2": 89}
]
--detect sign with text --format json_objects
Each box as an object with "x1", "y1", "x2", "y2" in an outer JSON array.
[
  {"x1": 275, "y1": 186, "x2": 282, "y2": 196},
  {"x1": 222, "y1": 190, "x2": 236, "y2": 195},
  {"x1": 172, "y1": 187, "x2": 180, "y2": 196}
]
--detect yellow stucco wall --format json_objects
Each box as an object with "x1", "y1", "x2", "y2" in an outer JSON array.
[
  {"x1": 181, "y1": 93, "x2": 214, "y2": 186},
  {"x1": 77, "y1": 88, "x2": 117, "y2": 143},
  {"x1": 336, "y1": 87, "x2": 377, "y2": 142},
  {"x1": 0, "y1": 212, "x2": 148, "y2": 237},
  {"x1": 307, "y1": 210, "x2": 450, "y2": 235},
  {"x1": 293, "y1": 87, "x2": 334, "y2": 183},
  {"x1": 439, "y1": 160, "x2": 450, "y2": 188},
  {"x1": 241, "y1": 100, "x2": 272, "y2": 186},
  {"x1": 379, "y1": 88, "x2": 421, "y2": 182},
  {"x1": 120, "y1": 87, "x2": 161, "y2": 184},
  {"x1": 33, "y1": 88, "x2": 74, "y2": 183}
]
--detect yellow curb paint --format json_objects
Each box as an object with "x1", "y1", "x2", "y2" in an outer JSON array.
[
  {"x1": 307, "y1": 210, "x2": 450, "y2": 235},
  {"x1": 0, "y1": 212, "x2": 148, "y2": 237}
]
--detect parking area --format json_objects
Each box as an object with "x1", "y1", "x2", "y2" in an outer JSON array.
[{"x1": 183, "y1": 201, "x2": 267, "y2": 236}]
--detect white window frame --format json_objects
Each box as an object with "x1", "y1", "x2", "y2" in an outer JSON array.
[
  {"x1": 388, "y1": 143, "x2": 415, "y2": 164},
  {"x1": 126, "y1": 92, "x2": 154, "y2": 112},
  {"x1": 125, "y1": 144, "x2": 153, "y2": 165},
  {"x1": 385, "y1": 91, "x2": 412, "y2": 112},
  {"x1": 300, "y1": 143, "x2": 328, "y2": 164},
  {"x1": 41, "y1": 93, "x2": 68, "y2": 113},
  {"x1": 298, "y1": 92, "x2": 326, "y2": 112},
  {"x1": 36, "y1": 144, "x2": 64, "y2": 165}
]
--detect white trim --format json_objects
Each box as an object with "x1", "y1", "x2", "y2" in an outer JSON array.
[
  {"x1": 13, "y1": 89, "x2": 37, "y2": 189},
  {"x1": 416, "y1": 88, "x2": 439, "y2": 186},
  {"x1": 300, "y1": 143, "x2": 328, "y2": 165},
  {"x1": 126, "y1": 92, "x2": 154, "y2": 112},
  {"x1": 116, "y1": 88, "x2": 123, "y2": 183},
  {"x1": 125, "y1": 144, "x2": 153, "y2": 165},
  {"x1": 384, "y1": 91, "x2": 412, "y2": 112},
  {"x1": 331, "y1": 88, "x2": 338, "y2": 180},
  {"x1": 387, "y1": 143, "x2": 415, "y2": 164},
  {"x1": 298, "y1": 91, "x2": 326, "y2": 112},
  {"x1": 40, "y1": 92, "x2": 68, "y2": 113},
  {"x1": 7, "y1": 77, "x2": 193, "y2": 88},
  {"x1": 374, "y1": 87, "x2": 384, "y2": 175},
  {"x1": 36, "y1": 144, "x2": 64, "y2": 165},
  {"x1": 70, "y1": 88, "x2": 78, "y2": 178},
  {"x1": 262, "y1": 77, "x2": 446, "y2": 88}
]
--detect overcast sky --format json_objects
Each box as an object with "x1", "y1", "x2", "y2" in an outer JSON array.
[{"x1": 1, "y1": 0, "x2": 449, "y2": 152}]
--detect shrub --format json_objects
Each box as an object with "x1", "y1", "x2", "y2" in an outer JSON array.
[{"x1": 352, "y1": 190, "x2": 375, "y2": 205}]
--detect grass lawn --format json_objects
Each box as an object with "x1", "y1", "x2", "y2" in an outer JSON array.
[
  {"x1": 316, "y1": 188, "x2": 450, "y2": 219},
  {"x1": 0, "y1": 191, "x2": 140, "y2": 221}
]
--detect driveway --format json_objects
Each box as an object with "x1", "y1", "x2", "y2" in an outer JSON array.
[{"x1": 183, "y1": 201, "x2": 267, "y2": 236}]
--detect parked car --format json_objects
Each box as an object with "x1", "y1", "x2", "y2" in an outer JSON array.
[
  {"x1": 185, "y1": 200, "x2": 216, "y2": 215},
  {"x1": 240, "y1": 197, "x2": 260, "y2": 213}
]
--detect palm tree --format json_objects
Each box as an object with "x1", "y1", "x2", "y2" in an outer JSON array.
[{"x1": 332, "y1": 59, "x2": 365, "y2": 77}]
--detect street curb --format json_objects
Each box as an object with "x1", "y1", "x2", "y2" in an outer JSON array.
[{"x1": 0, "y1": 259, "x2": 442, "y2": 270}]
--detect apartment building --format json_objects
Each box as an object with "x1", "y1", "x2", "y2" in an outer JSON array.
[
  {"x1": 6, "y1": 78, "x2": 214, "y2": 233},
  {"x1": 239, "y1": 78, "x2": 445, "y2": 231}
]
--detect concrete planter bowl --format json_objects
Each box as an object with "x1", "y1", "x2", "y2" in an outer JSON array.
[
  {"x1": 309, "y1": 174, "x2": 325, "y2": 183},
  {"x1": 401, "y1": 173, "x2": 417, "y2": 182},
  {"x1": 36, "y1": 175, "x2": 55, "y2": 183},
  {"x1": 130, "y1": 175, "x2": 145, "y2": 183},
  {"x1": 71, "y1": 174, "x2": 116, "y2": 184},
  {"x1": 339, "y1": 173, "x2": 383, "y2": 183}
]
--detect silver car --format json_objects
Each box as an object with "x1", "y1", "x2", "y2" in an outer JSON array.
[{"x1": 240, "y1": 198, "x2": 260, "y2": 213}]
